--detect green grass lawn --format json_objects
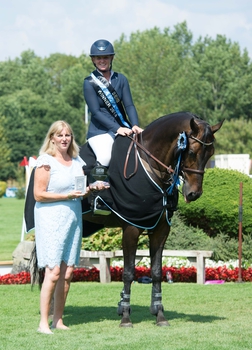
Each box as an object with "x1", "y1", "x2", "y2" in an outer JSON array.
[
  {"x1": 0, "y1": 282, "x2": 252, "y2": 350},
  {"x1": 0, "y1": 197, "x2": 26, "y2": 261}
]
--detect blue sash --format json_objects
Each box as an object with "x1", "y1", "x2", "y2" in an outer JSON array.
[{"x1": 87, "y1": 71, "x2": 132, "y2": 128}]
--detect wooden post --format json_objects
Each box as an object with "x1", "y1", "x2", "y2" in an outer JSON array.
[{"x1": 238, "y1": 182, "x2": 243, "y2": 283}]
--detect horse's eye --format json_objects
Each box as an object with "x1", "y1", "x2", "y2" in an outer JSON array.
[{"x1": 188, "y1": 150, "x2": 197, "y2": 160}]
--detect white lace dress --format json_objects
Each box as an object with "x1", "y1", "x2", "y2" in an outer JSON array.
[{"x1": 34, "y1": 154, "x2": 85, "y2": 269}]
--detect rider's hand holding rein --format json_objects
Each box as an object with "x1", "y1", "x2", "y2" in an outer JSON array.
[
  {"x1": 132, "y1": 125, "x2": 143, "y2": 134},
  {"x1": 117, "y1": 125, "x2": 143, "y2": 136}
]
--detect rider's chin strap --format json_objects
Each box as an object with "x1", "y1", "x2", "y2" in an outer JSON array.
[{"x1": 167, "y1": 131, "x2": 187, "y2": 195}]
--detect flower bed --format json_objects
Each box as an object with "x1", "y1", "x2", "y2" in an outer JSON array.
[{"x1": 1, "y1": 266, "x2": 252, "y2": 285}]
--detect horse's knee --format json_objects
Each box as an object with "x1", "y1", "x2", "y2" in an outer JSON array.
[{"x1": 123, "y1": 270, "x2": 134, "y2": 283}]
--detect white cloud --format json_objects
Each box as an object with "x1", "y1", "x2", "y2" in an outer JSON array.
[{"x1": 0, "y1": 0, "x2": 251, "y2": 61}]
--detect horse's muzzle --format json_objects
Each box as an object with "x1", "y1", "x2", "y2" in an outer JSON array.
[{"x1": 184, "y1": 191, "x2": 202, "y2": 203}]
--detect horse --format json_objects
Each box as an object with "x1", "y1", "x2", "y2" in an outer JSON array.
[
  {"x1": 78, "y1": 111, "x2": 224, "y2": 327},
  {"x1": 25, "y1": 112, "x2": 223, "y2": 326}
]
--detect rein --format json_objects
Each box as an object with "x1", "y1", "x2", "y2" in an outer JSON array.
[{"x1": 124, "y1": 134, "x2": 174, "y2": 180}]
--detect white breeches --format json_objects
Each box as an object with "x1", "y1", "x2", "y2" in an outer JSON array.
[{"x1": 88, "y1": 133, "x2": 115, "y2": 167}]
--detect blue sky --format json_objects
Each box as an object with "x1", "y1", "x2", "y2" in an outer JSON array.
[{"x1": 0, "y1": 0, "x2": 252, "y2": 61}]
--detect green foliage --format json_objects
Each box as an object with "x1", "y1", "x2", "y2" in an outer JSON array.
[
  {"x1": 166, "y1": 212, "x2": 211, "y2": 250},
  {"x1": 0, "y1": 115, "x2": 12, "y2": 180},
  {"x1": 114, "y1": 24, "x2": 200, "y2": 127},
  {"x1": 167, "y1": 212, "x2": 252, "y2": 263},
  {"x1": 0, "y1": 181, "x2": 7, "y2": 197},
  {"x1": 192, "y1": 35, "x2": 252, "y2": 124},
  {"x1": 214, "y1": 118, "x2": 252, "y2": 158},
  {"x1": 208, "y1": 233, "x2": 239, "y2": 262},
  {"x1": 15, "y1": 187, "x2": 25, "y2": 199},
  {"x1": 82, "y1": 227, "x2": 149, "y2": 251},
  {"x1": 178, "y1": 168, "x2": 252, "y2": 238}
]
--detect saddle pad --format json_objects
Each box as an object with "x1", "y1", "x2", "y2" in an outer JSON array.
[{"x1": 98, "y1": 135, "x2": 165, "y2": 228}]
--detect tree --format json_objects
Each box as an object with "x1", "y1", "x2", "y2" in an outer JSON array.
[
  {"x1": 214, "y1": 118, "x2": 252, "y2": 157},
  {"x1": 0, "y1": 116, "x2": 13, "y2": 180},
  {"x1": 114, "y1": 24, "x2": 204, "y2": 126},
  {"x1": 192, "y1": 35, "x2": 252, "y2": 124},
  {"x1": 0, "y1": 59, "x2": 23, "y2": 96}
]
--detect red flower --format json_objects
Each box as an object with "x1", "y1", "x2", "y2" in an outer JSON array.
[{"x1": 1, "y1": 266, "x2": 252, "y2": 284}]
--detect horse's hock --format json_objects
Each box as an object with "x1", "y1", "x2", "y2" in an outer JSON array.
[{"x1": 80, "y1": 249, "x2": 213, "y2": 284}]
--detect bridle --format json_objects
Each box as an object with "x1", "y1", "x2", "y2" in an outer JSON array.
[
  {"x1": 124, "y1": 133, "x2": 214, "y2": 181},
  {"x1": 182, "y1": 135, "x2": 214, "y2": 175}
]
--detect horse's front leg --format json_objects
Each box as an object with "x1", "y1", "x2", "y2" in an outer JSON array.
[
  {"x1": 117, "y1": 224, "x2": 142, "y2": 327},
  {"x1": 149, "y1": 220, "x2": 170, "y2": 326}
]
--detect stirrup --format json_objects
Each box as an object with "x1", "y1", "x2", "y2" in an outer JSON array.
[{"x1": 93, "y1": 197, "x2": 111, "y2": 216}]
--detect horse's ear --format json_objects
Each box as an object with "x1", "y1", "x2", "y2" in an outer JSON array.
[
  {"x1": 190, "y1": 118, "x2": 199, "y2": 134},
  {"x1": 211, "y1": 119, "x2": 225, "y2": 134}
]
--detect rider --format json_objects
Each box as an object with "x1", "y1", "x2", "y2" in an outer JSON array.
[{"x1": 83, "y1": 39, "x2": 143, "y2": 214}]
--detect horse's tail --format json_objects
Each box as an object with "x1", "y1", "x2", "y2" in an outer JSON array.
[{"x1": 30, "y1": 244, "x2": 44, "y2": 290}]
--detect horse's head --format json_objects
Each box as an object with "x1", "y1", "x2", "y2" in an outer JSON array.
[
  {"x1": 138, "y1": 112, "x2": 223, "y2": 203},
  {"x1": 181, "y1": 117, "x2": 224, "y2": 203}
]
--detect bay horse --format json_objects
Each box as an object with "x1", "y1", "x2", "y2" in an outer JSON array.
[{"x1": 79, "y1": 111, "x2": 224, "y2": 327}]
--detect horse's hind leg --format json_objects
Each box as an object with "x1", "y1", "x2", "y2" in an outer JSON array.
[
  {"x1": 149, "y1": 221, "x2": 170, "y2": 326},
  {"x1": 117, "y1": 224, "x2": 142, "y2": 327}
]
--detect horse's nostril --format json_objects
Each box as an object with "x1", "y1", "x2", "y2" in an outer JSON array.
[{"x1": 187, "y1": 192, "x2": 202, "y2": 201}]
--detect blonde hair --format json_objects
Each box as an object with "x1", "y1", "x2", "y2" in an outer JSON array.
[{"x1": 39, "y1": 120, "x2": 80, "y2": 158}]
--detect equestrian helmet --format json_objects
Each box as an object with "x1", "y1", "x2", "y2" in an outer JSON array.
[{"x1": 90, "y1": 39, "x2": 115, "y2": 56}]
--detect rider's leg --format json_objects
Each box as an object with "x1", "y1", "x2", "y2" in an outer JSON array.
[
  {"x1": 88, "y1": 133, "x2": 114, "y2": 167},
  {"x1": 87, "y1": 133, "x2": 114, "y2": 215}
]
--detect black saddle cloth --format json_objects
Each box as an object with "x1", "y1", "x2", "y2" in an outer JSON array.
[{"x1": 80, "y1": 135, "x2": 165, "y2": 228}]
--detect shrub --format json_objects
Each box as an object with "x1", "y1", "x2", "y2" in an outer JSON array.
[
  {"x1": 15, "y1": 187, "x2": 26, "y2": 199},
  {"x1": 177, "y1": 168, "x2": 252, "y2": 238},
  {"x1": 166, "y1": 212, "x2": 252, "y2": 263},
  {"x1": 166, "y1": 212, "x2": 211, "y2": 250},
  {"x1": 82, "y1": 227, "x2": 149, "y2": 251},
  {"x1": 0, "y1": 181, "x2": 7, "y2": 197}
]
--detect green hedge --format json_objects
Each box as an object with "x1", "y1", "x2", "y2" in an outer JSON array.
[{"x1": 177, "y1": 168, "x2": 252, "y2": 238}]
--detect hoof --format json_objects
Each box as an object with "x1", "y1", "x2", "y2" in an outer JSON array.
[
  {"x1": 157, "y1": 320, "x2": 170, "y2": 326},
  {"x1": 120, "y1": 321, "x2": 133, "y2": 328}
]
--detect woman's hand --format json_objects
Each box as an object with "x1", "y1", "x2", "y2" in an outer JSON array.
[
  {"x1": 67, "y1": 190, "x2": 85, "y2": 200},
  {"x1": 81, "y1": 181, "x2": 110, "y2": 198}
]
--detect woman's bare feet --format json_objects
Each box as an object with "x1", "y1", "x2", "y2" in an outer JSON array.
[
  {"x1": 51, "y1": 320, "x2": 70, "y2": 330},
  {"x1": 37, "y1": 327, "x2": 53, "y2": 335}
]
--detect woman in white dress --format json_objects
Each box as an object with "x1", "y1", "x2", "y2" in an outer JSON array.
[{"x1": 34, "y1": 120, "x2": 105, "y2": 334}]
